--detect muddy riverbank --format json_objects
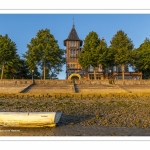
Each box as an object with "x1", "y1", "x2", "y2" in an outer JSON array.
[
  {"x1": 0, "y1": 124, "x2": 150, "y2": 136},
  {"x1": 0, "y1": 93, "x2": 150, "y2": 136}
]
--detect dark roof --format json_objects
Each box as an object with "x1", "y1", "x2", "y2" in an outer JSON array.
[
  {"x1": 67, "y1": 25, "x2": 80, "y2": 40},
  {"x1": 64, "y1": 25, "x2": 82, "y2": 46}
]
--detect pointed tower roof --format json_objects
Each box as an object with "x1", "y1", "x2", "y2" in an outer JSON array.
[
  {"x1": 67, "y1": 25, "x2": 80, "y2": 40},
  {"x1": 64, "y1": 24, "x2": 82, "y2": 46}
]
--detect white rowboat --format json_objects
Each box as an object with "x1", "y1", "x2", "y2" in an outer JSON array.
[{"x1": 0, "y1": 112, "x2": 62, "y2": 127}]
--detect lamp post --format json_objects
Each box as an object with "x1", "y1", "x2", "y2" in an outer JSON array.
[
  {"x1": 32, "y1": 70, "x2": 34, "y2": 84},
  {"x1": 109, "y1": 69, "x2": 112, "y2": 78}
]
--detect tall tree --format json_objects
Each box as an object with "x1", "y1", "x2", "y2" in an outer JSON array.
[
  {"x1": 23, "y1": 29, "x2": 65, "y2": 80},
  {"x1": 109, "y1": 30, "x2": 134, "y2": 80},
  {"x1": 3, "y1": 54, "x2": 20, "y2": 79},
  {"x1": 0, "y1": 34, "x2": 18, "y2": 79},
  {"x1": 14, "y1": 59, "x2": 40, "y2": 79},
  {"x1": 78, "y1": 31, "x2": 108, "y2": 80},
  {"x1": 97, "y1": 39, "x2": 114, "y2": 77},
  {"x1": 133, "y1": 38, "x2": 150, "y2": 79}
]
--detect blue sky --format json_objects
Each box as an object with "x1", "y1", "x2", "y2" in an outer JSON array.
[{"x1": 0, "y1": 14, "x2": 150, "y2": 79}]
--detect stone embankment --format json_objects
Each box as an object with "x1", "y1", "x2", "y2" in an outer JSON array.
[
  {"x1": 0, "y1": 79, "x2": 150, "y2": 94},
  {"x1": 0, "y1": 79, "x2": 32, "y2": 93}
]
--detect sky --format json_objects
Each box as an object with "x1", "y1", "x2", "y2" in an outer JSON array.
[{"x1": 0, "y1": 14, "x2": 150, "y2": 79}]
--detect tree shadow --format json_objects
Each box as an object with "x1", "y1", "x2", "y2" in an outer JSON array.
[{"x1": 57, "y1": 113, "x2": 95, "y2": 127}]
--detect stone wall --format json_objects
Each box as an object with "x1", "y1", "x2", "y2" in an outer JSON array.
[
  {"x1": 75, "y1": 79, "x2": 150, "y2": 85},
  {"x1": 0, "y1": 79, "x2": 32, "y2": 85},
  {"x1": 0, "y1": 80, "x2": 33, "y2": 93},
  {"x1": 34, "y1": 79, "x2": 71, "y2": 85},
  {"x1": 114, "y1": 79, "x2": 150, "y2": 85},
  {"x1": 75, "y1": 80, "x2": 110, "y2": 85},
  {"x1": 0, "y1": 79, "x2": 150, "y2": 94},
  {"x1": 0, "y1": 79, "x2": 150, "y2": 85}
]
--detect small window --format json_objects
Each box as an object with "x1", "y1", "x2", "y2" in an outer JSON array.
[
  {"x1": 70, "y1": 49, "x2": 73, "y2": 56},
  {"x1": 70, "y1": 41, "x2": 76, "y2": 47},
  {"x1": 70, "y1": 64, "x2": 75, "y2": 68},
  {"x1": 70, "y1": 49, "x2": 76, "y2": 57}
]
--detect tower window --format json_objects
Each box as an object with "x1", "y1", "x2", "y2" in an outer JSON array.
[
  {"x1": 70, "y1": 64, "x2": 76, "y2": 68},
  {"x1": 70, "y1": 49, "x2": 76, "y2": 57},
  {"x1": 70, "y1": 41, "x2": 76, "y2": 47}
]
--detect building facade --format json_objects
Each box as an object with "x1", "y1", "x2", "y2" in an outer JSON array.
[
  {"x1": 64, "y1": 24, "x2": 129, "y2": 80},
  {"x1": 64, "y1": 24, "x2": 83, "y2": 80}
]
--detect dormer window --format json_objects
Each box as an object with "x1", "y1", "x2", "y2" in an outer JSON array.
[{"x1": 70, "y1": 41, "x2": 76, "y2": 47}]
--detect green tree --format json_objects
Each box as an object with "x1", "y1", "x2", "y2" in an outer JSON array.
[
  {"x1": 99, "y1": 40, "x2": 115, "y2": 77},
  {"x1": 78, "y1": 31, "x2": 108, "y2": 80},
  {"x1": 15, "y1": 59, "x2": 31, "y2": 79},
  {"x1": 14, "y1": 59, "x2": 40, "y2": 79},
  {"x1": 3, "y1": 54, "x2": 20, "y2": 79},
  {"x1": 0, "y1": 34, "x2": 18, "y2": 79},
  {"x1": 133, "y1": 38, "x2": 150, "y2": 79},
  {"x1": 23, "y1": 29, "x2": 65, "y2": 80},
  {"x1": 109, "y1": 30, "x2": 134, "y2": 80}
]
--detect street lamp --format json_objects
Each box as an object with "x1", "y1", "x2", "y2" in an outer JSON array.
[
  {"x1": 109, "y1": 69, "x2": 112, "y2": 78},
  {"x1": 32, "y1": 70, "x2": 34, "y2": 84}
]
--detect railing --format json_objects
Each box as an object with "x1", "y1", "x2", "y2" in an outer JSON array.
[{"x1": 112, "y1": 72, "x2": 142, "y2": 76}]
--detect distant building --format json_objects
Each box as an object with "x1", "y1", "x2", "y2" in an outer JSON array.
[{"x1": 64, "y1": 23, "x2": 141, "y2": 80}]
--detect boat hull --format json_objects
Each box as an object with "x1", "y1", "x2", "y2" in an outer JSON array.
[{"x1": 0, "y1": 112, "x2": 62, "y2": 127}]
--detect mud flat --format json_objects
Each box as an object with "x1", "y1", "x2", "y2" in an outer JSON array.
[
  {"x1": 1, "y1": 125, "x2": 150, "y2": 136},
  {"x1": 0, "y1": 93, "x2": 150, "y2": 136}
]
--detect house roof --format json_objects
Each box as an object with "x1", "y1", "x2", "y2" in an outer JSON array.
[
  {"x1": 67, "y1": 25, "x2": 80, "y2": 40},
  {"x1": 64, "y1": 25, "x2": 82, "y2": 46}
]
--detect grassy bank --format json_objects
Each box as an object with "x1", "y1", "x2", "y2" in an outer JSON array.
[{"x1": 0, "y1": 93, "x2": 150, "y2": 129}]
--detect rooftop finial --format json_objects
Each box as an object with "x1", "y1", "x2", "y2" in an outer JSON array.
[{"x1": 73, "y1": 17, "x2": 75, "y2": 28}]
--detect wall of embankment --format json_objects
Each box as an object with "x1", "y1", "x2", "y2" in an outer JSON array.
[{"x1": 0, "y1": 79, "x2": 150, "y2": 85}]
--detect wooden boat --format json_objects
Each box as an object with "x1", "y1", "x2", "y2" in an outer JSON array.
[{"x1": 0, "y1": 112, "x2": 62, "y2": 127}]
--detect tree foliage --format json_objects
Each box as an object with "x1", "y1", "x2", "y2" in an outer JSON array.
[
  {"x1": 15, "y1": 59, "x2": 40, "y2": 79},
  {"x1": 23, "y1": 29, "x2": 65, "y2": 80},
  {"x1": 109, "y1": 30, "x2": 134, "y2": 80},
  {"x1": 78, "y1": 31, "x2": 108, "y2": 80},
  {"x1": 0, "y1": 34, "x2": 19, "y2": 79},
  {"x1": 133, "y1": 38, "x2": 150, "y2": 79}
]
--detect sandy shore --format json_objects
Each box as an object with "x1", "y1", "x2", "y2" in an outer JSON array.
[{"x1": 0, "y1": 93, "x2": 150, "y2": 136}]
